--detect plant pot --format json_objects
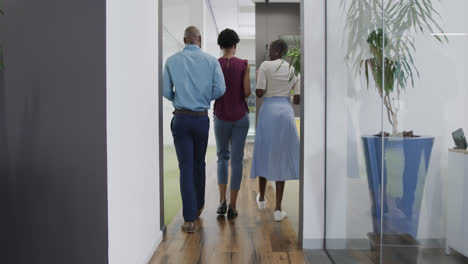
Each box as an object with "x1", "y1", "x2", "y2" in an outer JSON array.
[
  {"x1": 362, "y1": 136, "x2": 434, "y2": 239},
  {"x1": 367, "y1": 232, "x2": 420, "y2": 264}
]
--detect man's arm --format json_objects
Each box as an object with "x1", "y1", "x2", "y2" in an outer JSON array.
[
  {"x1": 163, "y1": 62, "x2": 175, "y2": 101},
  {"x1": 212, "y1": 61, "x2": 226, "y2": 100}
]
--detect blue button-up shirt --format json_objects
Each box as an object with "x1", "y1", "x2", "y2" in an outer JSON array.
[{"x1": 163, "y1": 44, "x2": 226, "y2": 111}]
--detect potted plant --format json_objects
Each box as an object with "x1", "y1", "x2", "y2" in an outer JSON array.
[{"x1": 342, "y1": 0, "x2": 446, "y2": 245}]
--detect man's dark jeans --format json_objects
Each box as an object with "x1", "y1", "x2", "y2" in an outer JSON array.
[{"x1": 171, "y1": 114, "x2": 209, "y2": 222}]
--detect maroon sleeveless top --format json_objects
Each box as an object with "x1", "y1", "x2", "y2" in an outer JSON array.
[{"x1": 214, "y1": 57, "x2": 248, "y2": 121}]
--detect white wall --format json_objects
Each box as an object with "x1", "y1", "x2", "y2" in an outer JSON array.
[
  {"x1": 205, "y1": 3, "x2": 221, "y2": 58},
  {"x1": 106, "y1": 0, "x2": 161, "y2": 263},
  {"x1": 302, "y1": 0, "x2": 326, "y2": 249},
  {"x1": 236, "y1": 38, "x2": 256, "y2": 63},
  {"x1": 163, "y1": 0, "x2": 205, "y2": 43}
]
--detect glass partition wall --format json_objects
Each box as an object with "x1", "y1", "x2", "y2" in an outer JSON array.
[{"x1": 325, "y1": 1, "x2": 468, "y2": 263}]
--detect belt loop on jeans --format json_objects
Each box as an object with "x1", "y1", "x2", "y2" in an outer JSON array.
[{"x1": 173, "y1": 109, "x2": 208, "y2": 116}]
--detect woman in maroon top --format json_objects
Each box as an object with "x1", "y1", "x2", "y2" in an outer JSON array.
[{"x1": 214, "y1": 29, "x2": 251, "y2": 219}]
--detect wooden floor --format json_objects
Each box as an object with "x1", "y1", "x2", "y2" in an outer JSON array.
[{"x1": 149, "y1": 145, "x2": 306, "y2": 264}]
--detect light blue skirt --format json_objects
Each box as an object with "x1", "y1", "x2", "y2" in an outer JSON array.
[{"x1": 250, "y1": 97, "x2": 300, "y2": 181}]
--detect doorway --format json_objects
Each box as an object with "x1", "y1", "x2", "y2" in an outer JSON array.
[{"x1": 155, "y1": 0, "x2": 305, "y2": 261}]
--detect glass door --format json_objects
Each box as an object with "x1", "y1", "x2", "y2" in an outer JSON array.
[
  {"x1": 325, "y1": 1, "x2": 468, "y2": 264},
  {"x1": 325, "y1": 0, "x2": 385, "y2": 262},
  {"x1": 380, "y1": 0, "x2": 468, "y2": 263}
]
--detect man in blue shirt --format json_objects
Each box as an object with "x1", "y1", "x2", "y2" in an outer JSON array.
[{"x1": 163, "y1": 26, "x2": 226, "y2": 233}]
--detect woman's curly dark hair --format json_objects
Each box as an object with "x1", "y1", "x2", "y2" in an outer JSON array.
[
  {"x1": 218, "y1": 29, "x2": 240, "y2": 49},
  {"x1": 270, "y1": 39, "x2": 289, "y2": 57}
]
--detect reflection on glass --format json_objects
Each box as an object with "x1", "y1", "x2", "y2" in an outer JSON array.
[
  {"x1": 247, "y1": 65, "x2": 256, "y2": 138},
  {"x1": 325, "y1": 0, "x2": 384, "y2": 257},
  {"x1": 380, "y1": 0, "x2": 467, "y2": 263},
  {"x1": 326, "y1": 0, "x2": 468, "y2": 264},
  {"x1": 381, "y1": 0, "x2": 441, "y2": 261}
]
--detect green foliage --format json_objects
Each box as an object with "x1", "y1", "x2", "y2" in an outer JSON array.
[
  {"x1": 342, "y1": 0, "x2": 446, "y2": 132},
  {"x1": 343, "y1": 0, "x2": 446, "y2": 93},
  {"x1": 363, "y1": 29, "x2": 396, "y2": 95},
  {"x1": 278, "y1": 37, "x2": 301, "y2": 82},
  {"x1": 284, "y1": 38, "x2": 301, "y2": 82}
]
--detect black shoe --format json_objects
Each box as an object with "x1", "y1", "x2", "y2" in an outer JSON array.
[
  {"x1": 227, "y1": 208, "x2": 238, "y2": 219},
  {"x1": 217, "y1": 201, "x2": 227, "y2": 215}
]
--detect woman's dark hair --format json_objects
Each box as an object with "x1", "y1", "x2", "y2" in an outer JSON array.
[
  {"x1": 218, "y1": 29, "x2": 240, "y2": 49},
  {"x1": 270, "y1": 39, "x2": 288, "y2": 57}
]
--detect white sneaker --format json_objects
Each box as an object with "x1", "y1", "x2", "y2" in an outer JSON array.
[
  {"x1": 256, "y1": 193, "x2": 266, "y2": 210},
  {"x1": 274, "y1": 210, "x2": 287, "y2": 222}
]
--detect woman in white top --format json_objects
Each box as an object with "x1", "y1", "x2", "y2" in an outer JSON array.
[{"x1": 250, "y1": 39, "x2": 301, "y2": 222}]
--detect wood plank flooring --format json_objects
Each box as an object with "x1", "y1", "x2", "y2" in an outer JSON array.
[{"x1": 149, "y1": 145, "x2": 306, "y2": 264}]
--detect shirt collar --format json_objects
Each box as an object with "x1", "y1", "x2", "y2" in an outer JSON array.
[{"x1": 184, "y1": 44, "x2": 201, "y2": 51}]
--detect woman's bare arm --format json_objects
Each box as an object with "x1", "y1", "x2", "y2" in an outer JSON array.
[
  {"x1": 293, "y1": 75, "x2": 301, "y2": 104},
  {"x1": 256, "y1": 63, "x2": 267, "y2": 98},
  {"x1": 243, "y1": 67, "x2": 251, "y2": 98}
]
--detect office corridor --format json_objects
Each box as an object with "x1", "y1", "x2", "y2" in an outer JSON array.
[{"x1": 149, "y1": 144, "x2": 306, "y2": 264}]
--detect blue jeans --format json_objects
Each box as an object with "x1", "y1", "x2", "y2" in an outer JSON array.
[
  {"x1": 171, "y1": 114, "x2": 209, "y2": 222},
  {"x1": 214, "y1": 114, "x2": 250, "y2": 191}
]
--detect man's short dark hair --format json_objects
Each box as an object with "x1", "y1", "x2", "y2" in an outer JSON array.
[
  {"x1": 218, "y1": 29, "x2": 240, "y2": 49},
  {"x1": 270, "y1": 39, "x2": 289, "y2": 57}
]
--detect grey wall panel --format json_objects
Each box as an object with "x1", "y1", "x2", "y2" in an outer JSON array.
[
  {"x1": 3, "y1": 0, "x2": 108, "y2": 263},
  {"x1": 255, "y1": 3, "x2": 300, "y2": 68},
  {"x1": 255, "y1": 3, "x2": 301, "y2": 117}
]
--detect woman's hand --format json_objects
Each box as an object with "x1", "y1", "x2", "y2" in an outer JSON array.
[
  {"x1": 293, "y1": 95, "x2": 300, "y2": 105},
  {"x1": 256, "y1": 89, "x2": 266, "y2": 98}
]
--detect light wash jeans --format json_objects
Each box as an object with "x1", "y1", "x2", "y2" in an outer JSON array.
[{"x1": 214, "y1": 113, "x2": 250, "y2": 191}]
